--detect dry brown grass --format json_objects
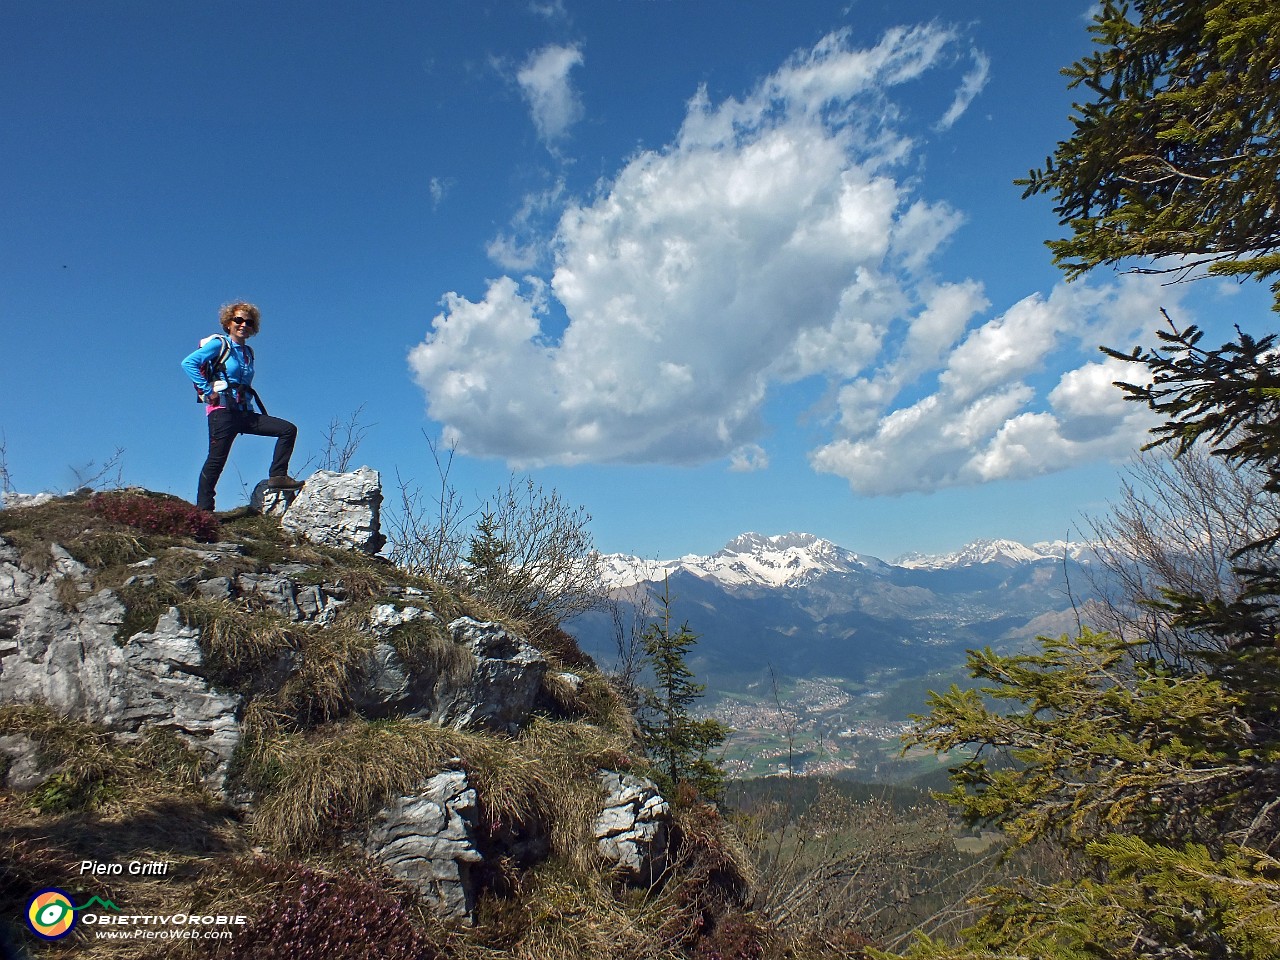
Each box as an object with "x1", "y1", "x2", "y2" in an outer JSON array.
[
  {"x1": 0, "y1": 706, "x2": 209, "y2": 816},
  {"x1": 0, "y1": 708, "x2": 245, "y2": 959},
  {"x1": 175, "y1": 598, "x2": 300, "y2": 685},
  {"x1": 542, "y1": 671, "x2": 641, "y2": 739},
  {"x1": 466, "y1": 859, "x2": 687, "y2": 960},
  {"x1": 239, "y1": 711, "x2": 640, "y2": 863},
  {"x1": 243, "y1": 718, "x2": 488, "y2": 852}
]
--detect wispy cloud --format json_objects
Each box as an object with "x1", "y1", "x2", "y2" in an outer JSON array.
[
  {"x1": 485, "y1": 180, "x2": 567, "y2": 271},
  {"x1": 429, "y1": 176, "x2": 456, "y2": 209},
  {"x1": 517, "y1": 43, "x2": 585, "y2": 147},
  {"x1": 729, "y1": 444, "x2": 770, "y2": 473},
  {"x1": 411, "y1": 25, "x2": 1172, "y2": 495},
  {"x1": 936, "y1": 48, "x2": 989, "y2": 130},
  {"x1": 530, "y1": 0, "x2": 567, "y2": 20}
]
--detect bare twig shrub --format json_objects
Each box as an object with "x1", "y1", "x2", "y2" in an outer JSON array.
[
  {"x1": 603, "y1": 571, "x2": 657, "y2": 707},
  {"x1": 385, "y1": 436, "x2": 604, "y2": 639},
  {"x1": 743, "y1": 784, "x2": 964, "y2": 951},
  {"x1": 302, "y1": 403, "x2": 373, "y2": 473},
  {"x1": 462, "y1": 474, "x2": 604, "y2": 634},
  {"x1": 69, "y1": 446, "x2": 126, "y2": 491},
  {"x1": 1083, "y1": 445, "x2": 1280, "y2": 661},
  {"x1": 384, "y1": 437, "x2": 473, "y2": 581},
  {"x1": 0, "y1": 429, "x2": 13, "y2": 494}
]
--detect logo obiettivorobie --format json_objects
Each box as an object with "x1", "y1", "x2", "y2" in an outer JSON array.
[
  {"x1": 26, "y1": 889, "x2": 119, "y2": 940},
  {"x1": 27, "y1": 888, "x2": 77, "y2": 940}
]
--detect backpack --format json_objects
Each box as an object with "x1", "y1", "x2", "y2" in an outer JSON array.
[{"x1": 194, "y1": 334, "x2": 268, "y2": 413}]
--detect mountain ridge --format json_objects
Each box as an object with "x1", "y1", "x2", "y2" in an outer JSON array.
[{"x1": 601, "y1": 531, "x2": 1092, "y2": 589}]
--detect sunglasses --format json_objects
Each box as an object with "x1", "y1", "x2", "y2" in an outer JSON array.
[{"x1": 230, "y1": 317, "x2": 253, "y2": 326}]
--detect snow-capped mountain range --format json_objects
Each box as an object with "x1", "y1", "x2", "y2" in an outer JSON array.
[
  {"x1": 895, "y1": 537, "x2": 1092, "y2": 571},
  {"x1": 600, "y1": 532, "x2": 1092, "y2": 590},
  {"x1": 575, "y1": 530, "x2": 1100, "y2": 693}
]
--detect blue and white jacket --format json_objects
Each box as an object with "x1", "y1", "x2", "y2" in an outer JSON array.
[{"x1": 181, "y1": 335, "x2": 256, "y2": 413}]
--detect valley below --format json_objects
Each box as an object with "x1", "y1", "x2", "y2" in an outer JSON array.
[{"x1": 572, "y1": 532, "x2": 1098, "y2": 781}]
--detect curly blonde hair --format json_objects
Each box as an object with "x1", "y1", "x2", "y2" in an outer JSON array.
[{"x1": 219, "y1": 301, "x2": 261, "y2": 335}]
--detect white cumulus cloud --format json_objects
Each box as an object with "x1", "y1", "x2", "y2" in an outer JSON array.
[
  {"x1": 411, "y1": 25, "x2": 1172, "y2": 494},
  {"x1": 809, "y1": 281, "x2": 1173, "y2": 495}
]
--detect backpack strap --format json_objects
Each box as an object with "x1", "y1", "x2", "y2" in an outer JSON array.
[{"x1": 194, "y1": 334, "x2": 226, "y2": 403}]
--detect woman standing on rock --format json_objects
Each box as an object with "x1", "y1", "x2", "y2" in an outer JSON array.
[{"x1": 181, "y1": 301, "x2": 303, "y2": 513}]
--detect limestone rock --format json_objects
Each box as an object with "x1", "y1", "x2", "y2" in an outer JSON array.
[
  {"x1": 350, "y1": 603, "x2": 433, "y2": 716},
  {"x1": 281, "y1": 467, "x2": 385, "y2": 554},
  {"x1": 234, "y1": 571, "x2": 345, "y2": 624},
  {"x1": 0, "y1": 539, "x2": 35, "y2": 633},
  {"x1": 348, "y1": 609, "x2": 546, "y2": 734},
  {"x1": 0, "y1": 539, "x2": 241, "y2": 794},
  {"x1": 249, "y1": 480, "x2": 298, "y2": 518},
  {"x1": 0, "y1": 734, "x2": 45, "y2": 791},
  {"x1": 440, "y1": 618, "x2": 548, "y2": 733},
  {"x1": 594, "y1": 770, "x2": 670, "y2": 884},
  {"x1": 50, "y1": 544, "x2": 93, "y2": 592},
  {"x1": 0, "y1": 492, "x2": 55, "y2": 510},
  {"x1": 196, "y1": 576, "x2": 235, "y2": 602},
  {"x1": 364, "y1": 767, "x2": 482, "y2": 919},
  {"x1": 120, "y1": 608, "x2": 243, "y2": 788}
]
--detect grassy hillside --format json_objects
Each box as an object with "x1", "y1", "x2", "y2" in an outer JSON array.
[{"x1": 0, "y1": 493, "x2": 757, "y2": 959}]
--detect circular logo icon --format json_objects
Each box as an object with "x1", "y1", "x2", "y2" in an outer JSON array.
[{"x1": 27, "y1": 888, "x2": 77, "y2": 940}]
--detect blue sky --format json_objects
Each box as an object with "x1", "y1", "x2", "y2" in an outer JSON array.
[{"x1": 2, "y1": 0, "x2": 1272, "y2": 561}]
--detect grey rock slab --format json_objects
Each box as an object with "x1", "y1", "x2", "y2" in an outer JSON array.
[
  {"x1": 1, "y1": 492, "x2": 55, "y2": 510},
  {"x1": 0, "y1": 554, "x2": 242, "y2": 795},
  {"x1": 364, "y1": 767, "x2": 482, "y2": 919},
  {"x1": 0, "y1": 733, "x2": 45, "y2": 791},
  {"x1": 281, "y1": 467, "x2": 385, "y2": 554},
  {"x1": 440, "y1": 618, "x2": 548, "y2": 733},
  {"x1": 594, "y1": 770, "x2": 671, "y2": 883}
]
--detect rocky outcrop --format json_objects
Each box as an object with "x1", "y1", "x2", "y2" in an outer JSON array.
[
  {"x1": 364, "y1": 766, "x2": 675, "y2": 919},
  {"x1": 348, "y1": 607, "x2": 549, "y2": 734},
  {"x1": 595, "y1": 770, "x2": 671, "y2": 884},
  {"x1": 0, "y1": 537, "x2": 555, "y2": 797},
  {"x1": 117, "y1": 608, "x2": 243, "y2": 786},
  {"x1": 0, "y1": 539, "x2": 242, "y2": 792},
  {"x1": 440, "y1": 618, "x2": 549, "y2": 733},
  {"x1": 235, "y1": 567, "x2": 347, "y2": 624},
  {"x1": 364, "y1": 767, "x2": 483, "y2": 919},
  {"x1": 0, "y1": 484, "x2": 675, "y2": 928},
  {"x1": 0, "y1": 492, "x2": 55, "y2": 510},
  {"x1": 280, "y1": 467, "x2": 385, "y2": 555}
]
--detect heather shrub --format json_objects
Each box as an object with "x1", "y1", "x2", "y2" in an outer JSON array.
[
  {"x1": 694, "y1": 910, "x2": 770, "y2": 960},
  {"x1": 225, "y1": 861, "x2": 442, "y2": 960},
  {"x1": 89, "y1": 491, "x2": 219, "y2": 541}
]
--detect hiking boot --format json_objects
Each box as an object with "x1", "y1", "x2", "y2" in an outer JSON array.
[
  {"x1": 215, "y1": 506, "x2": 256, "y2": 521},
  {"x1": 265, "y1": 476, "x2": 304, "y2": 491}
]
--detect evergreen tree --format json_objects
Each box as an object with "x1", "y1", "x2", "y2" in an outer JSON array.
[
  {"x1": 464, "y1": 511, "x2": 509, "y2": 585},
  {"x1": 1019, "y1": 0, "x2": 1280, "y2": 306},
  {"x1": 638, "y1": 580, "x2": 729, "y2": 801},
  {"x1": 890, "y1": 3, "x2": 1280, "y2": 956}
]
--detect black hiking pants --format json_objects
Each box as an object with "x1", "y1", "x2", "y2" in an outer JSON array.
[{"x1": 196, "y1": 408, "x2": 297, "y2": 511}]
